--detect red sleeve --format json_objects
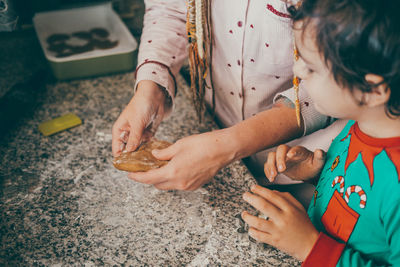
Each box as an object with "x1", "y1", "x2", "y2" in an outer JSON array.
[{"x1": 302, "y1": 232, "x2": 345, "y2": 267}]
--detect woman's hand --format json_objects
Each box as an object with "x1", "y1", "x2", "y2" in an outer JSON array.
[
  {"x1": 264, "y1": 145, "x2": 326, "y2": 183},
  {"x1": 112, "y1": 80, "x2": 170, "y2": 157},
  {"x1": 242, "y1": 185, "x2": 319, "y2": 261},
  {"x1": 127, "y1": 129, "x2": 237, "y2": 190}
]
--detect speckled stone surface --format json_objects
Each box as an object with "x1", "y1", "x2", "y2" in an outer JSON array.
[{"x1": 0, "y1": 50, "x2": 300, "y2": 267}]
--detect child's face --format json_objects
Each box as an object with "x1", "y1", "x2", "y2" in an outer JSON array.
[{"x1": 293, "y1": 21, "x2": 364, "y2": 120}]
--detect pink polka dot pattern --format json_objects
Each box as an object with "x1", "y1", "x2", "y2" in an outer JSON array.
[{"x1": 135, "y1": 1, "x2": 300, "y2": 133}]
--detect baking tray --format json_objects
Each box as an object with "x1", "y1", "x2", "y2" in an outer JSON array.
[{"x1": 33, "y1": 2, "x2": 137, "y2": 80}]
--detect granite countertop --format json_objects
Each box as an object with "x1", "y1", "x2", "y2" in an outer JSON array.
[{"x1": 0, "y1": 35, "x2": 300, "y2": 267}]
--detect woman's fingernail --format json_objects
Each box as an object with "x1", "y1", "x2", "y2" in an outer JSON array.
[{"x1": 278, "y1": 164, "x2": 284, "y2": 171}]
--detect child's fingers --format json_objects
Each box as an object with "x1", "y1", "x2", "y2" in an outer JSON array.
[
  {"x1": 250, "y1": 185, "x2": 294, "y2": 213},
  {"x1": 265, "y1": 151, "x2": 278, "y2": 182},
  {"x1": 313, "y1": 149, "x2": 326, "y2": 162},
  {"x1": 310, "y1": 148, "x2": 326, "y2": 172},
  {"x1": 275, "y1": 144, "x2": 290, "y2": 172},
  {"x1": 248, "y1": 227, "x2": 274, "y2": 244},
  {"x1": 250, "y1": 184, "x2": 275, "y2": 199},
  {"x1": 243, "y1": 189, "x2": 281, "y2": 219},
  {"x1": 286, "y1": 146, "x2": 312, "y2": 162},
  {"x1": 241, "y1": 211, "x2": 272, "y2": 233},
  {"x1": 274, "y1": 190, "x2": 305, "y2": 211}
]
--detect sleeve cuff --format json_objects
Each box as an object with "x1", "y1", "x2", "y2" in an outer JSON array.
[
  {"x1": 302, "y1": 232, "x2": 345, "y2": 267},
  {"x1": 274, "y1": 84, "x2": 330, "y2": 136}
]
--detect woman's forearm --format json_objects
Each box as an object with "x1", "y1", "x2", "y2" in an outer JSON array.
[{"x1": 223, "y1": 103, "x2": 304, "y2": 162}]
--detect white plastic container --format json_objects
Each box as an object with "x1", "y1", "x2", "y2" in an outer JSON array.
[{"x1": 33, "y1": 2, "x2": 138, "y2": 80}]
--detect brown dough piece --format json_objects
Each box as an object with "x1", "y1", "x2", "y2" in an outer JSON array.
[
  {"x1": 113, "y1": 139, "x2": 172, "y2": 172},
  {"x1": 72, "y1": 31, "x2": 92, "y2": 40},
  {"x1": 92, "y1": 39, "x2": 119, "y2": 49},
  {"x1": 47, "y1": 33, "x2": 70, "y2": 44},
  {"x1": 90, "y1": 27, "x2": 109, "y2": 38}
]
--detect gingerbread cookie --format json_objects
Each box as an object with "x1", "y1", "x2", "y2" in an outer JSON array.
[{"x1": 113, "y1": 139, "x2": 171, "y2": 172}]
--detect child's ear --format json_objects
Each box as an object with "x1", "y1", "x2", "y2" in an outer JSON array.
[{"x1": 363, "y1": 74, "x2": 391, "y2": 107}]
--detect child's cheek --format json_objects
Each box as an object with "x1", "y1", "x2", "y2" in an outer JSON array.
[{"x1": 302, "y1": 79, "x2": 322, "y2": 108}]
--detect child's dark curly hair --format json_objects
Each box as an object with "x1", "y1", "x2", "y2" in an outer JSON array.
[{"x1": 289, "y1": 0, "x2": 400, "y2": 117}]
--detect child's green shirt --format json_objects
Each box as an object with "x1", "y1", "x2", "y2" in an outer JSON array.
[{"x1": 304, "y1": 120, "x2": 400, "y2": 267}]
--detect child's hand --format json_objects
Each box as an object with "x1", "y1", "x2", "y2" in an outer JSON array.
[
  {"x1": 264, "y1": 145, "x2": 326, "y2": 183},
  {"x1": 242, "y1": 185, "x2": 319, "y2": 261}
]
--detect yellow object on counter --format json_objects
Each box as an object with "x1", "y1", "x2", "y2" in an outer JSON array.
[{"x1": 38, "y1": 113, "x2": 82, "y2": 136}]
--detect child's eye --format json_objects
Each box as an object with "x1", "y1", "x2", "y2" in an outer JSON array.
[{"x1": 307, "y1": 68, "x2": 314, "y2": 74}]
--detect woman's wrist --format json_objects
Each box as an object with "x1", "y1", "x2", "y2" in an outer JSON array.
[
  {"x1": 211, "y1": 127, "x2": 244, "y2": 164},
  {"x1": 136, "y1": 80, "x2": 172, "y2": 110}
]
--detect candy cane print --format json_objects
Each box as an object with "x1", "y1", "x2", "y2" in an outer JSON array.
[
  {"x1": 331, "y1": 176, "x2": 345, "y2": 195},
  {"x1": 345, "y1": 185, "x2": 367, "y2": 209}
]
